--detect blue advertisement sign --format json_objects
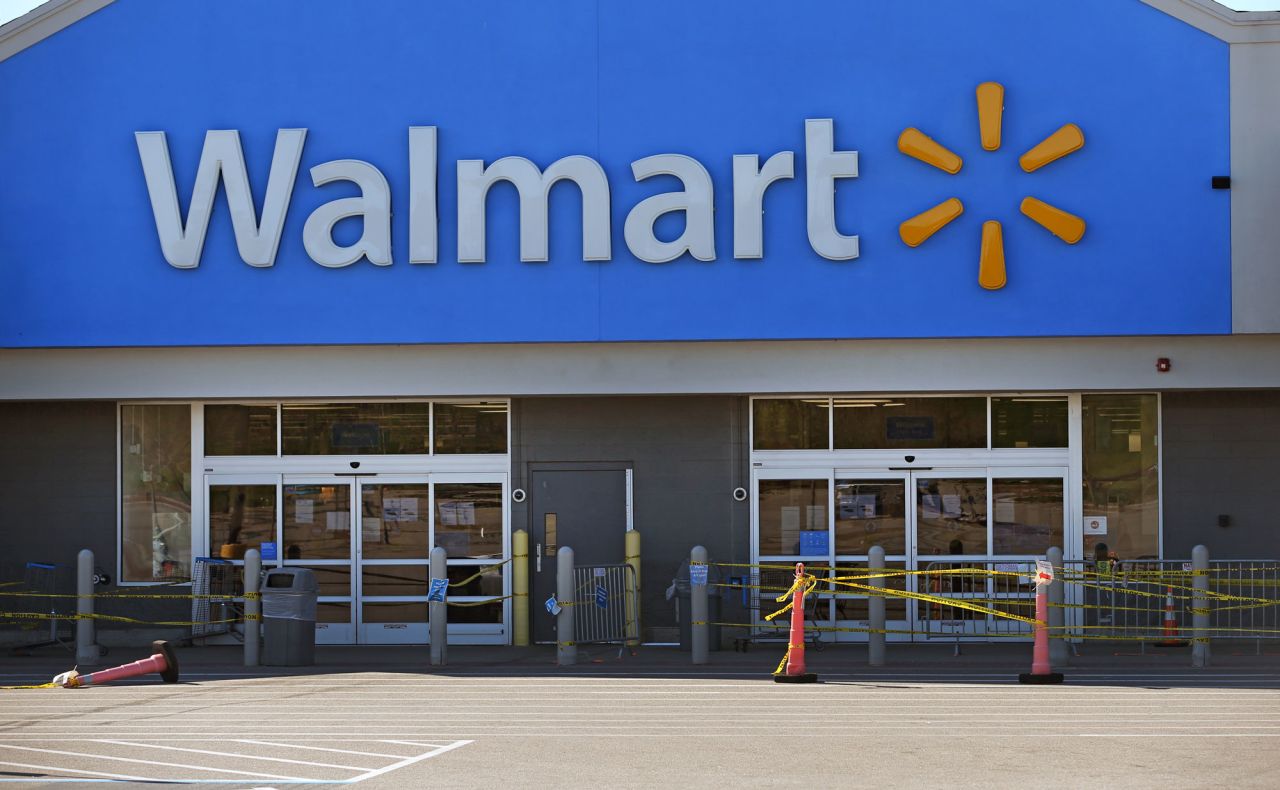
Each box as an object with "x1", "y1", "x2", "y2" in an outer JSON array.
[
  {"x1": 799, "y1": 530, "x2": 830, "y2": 556},
  {"x1": 0, "y1": 0, "x2": 1230, "y2": 347},
  {"x1": 259, "y1": 542, "x2": 278, "y2": 561}
]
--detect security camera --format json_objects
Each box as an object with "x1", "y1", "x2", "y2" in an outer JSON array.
[
  {"x1": 350, "y1": 461, "x2": 361, "y2": 469},
  {"x1": 904, "y1": 455, "x2": 916, "y2": 463}
]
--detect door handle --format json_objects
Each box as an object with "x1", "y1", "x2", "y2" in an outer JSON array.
[{"x1": 536, "y1": 545, "x2": 542, "y2": 573}]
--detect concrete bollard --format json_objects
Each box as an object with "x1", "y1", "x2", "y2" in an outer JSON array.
[
  {"x1": 430, "y1": 546, "x2": 447, "y2": 666},
  {"x1": 75, "y1": 549, "x2": 99, "y2": 667},
  {"x1": 1047, "y1": 546, "x2": 1068, "y2": 667},
  {"x1": 556, "y1": 546, "x2": 576, "y2": 666},
  {"x1": 243, "y1": 549, "x2": 261, "y2": 667},
  {"x1": 1192, "y1": 544, "x2": 1210, "y2": 668},
  {"x1": 868, "y1": 545, "x2": 886, "y2": 667},
  {"x1": 625, "y1": 530, "x2": 642, "y2": 648},
  {"x1": 513, "y1": 529, "x2": 530, "y2": 647},
  {"x1": 691, "y1": 545, "x2": 709, "y2": 665}
]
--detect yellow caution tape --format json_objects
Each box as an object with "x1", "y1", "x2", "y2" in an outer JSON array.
[
  {"x1": 445, "y1": 595, "x2": 511, "y2": 607},
  {"x1": 447, "y1": 559, "x2": 510, "y2": 588}
]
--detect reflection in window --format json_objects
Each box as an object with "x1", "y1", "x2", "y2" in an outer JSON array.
[
  {"x1": 205, "y1": 405, "x2": 277, "y2": 455},
  {"x1": 992, "y1": 398, "x2": 1068, "y2": 448},
  {"x1": 282, "y1": 484, "x2": 351, "y2": 560},
  {"x1": 121, "y1": 405, "x2": 192, "y2": 582},
  {"x1": 992, "y1": 478, "x2": 1064, "y2": 554},
  {"x1": 834, "y1": 397, "x2": 986, "y2": 449},
  {"x1": 753, "y1": 399, "x2": 829, "y2": 450},
  {"x1": 916, "y1": 478, "x2": 987, "y2": 556},
  {"x1": 758, "y1": 479, "x2": 829, "y2": 556},
  {"x1": 834, "y1": 481, "x2": 906, "y2": 555},
  {"x1": 360, "y1": 484, "x2": 429, "y2": 560},
  {"x1": 209, "y1": 485, "x2": 276, "y2": 559},
  {"x1": 434, "y1": 483, "x2": 503, "y2": 559},
  {"x1": 281, "y1": 403, "x2": 430, "y2": 455},
  {"x1": 1083, "y1": 394, "x2": 1160, "y2": 559},
  {"x1": 434, "y1": 402, "x2": 508, "y2": 454}
]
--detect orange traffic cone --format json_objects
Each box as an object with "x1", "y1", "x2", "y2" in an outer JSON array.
[
  {"x1": 52, "y1": 641, "x2": 180, "y2": 688},
  {"x1": 1154, "y1": 586, "x2": 1189, "y2": 648},
  {"x1": 774, "y1": 563, "x2": 818, "y2": 684}
]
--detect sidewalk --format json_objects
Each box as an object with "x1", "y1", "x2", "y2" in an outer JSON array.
[{"x1": 6, "y1": 639, "x2": 1279, "y2": 681}]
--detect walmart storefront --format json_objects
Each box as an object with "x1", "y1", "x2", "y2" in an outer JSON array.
[{"x1": 2, "y1": 0, "x2": 1279, "y2": 646}]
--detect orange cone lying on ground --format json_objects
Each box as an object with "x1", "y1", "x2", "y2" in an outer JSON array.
[{"x1": 52, "y1": 641, "x2": 179, "y2": 688}]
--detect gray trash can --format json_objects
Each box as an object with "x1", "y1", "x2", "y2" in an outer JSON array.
[
  {"x1": 261, "y1": 568, "x2": 317, "y2": 666},
  {"x1": 672, "y1": 561, "x2": 722, "y2": 652}
]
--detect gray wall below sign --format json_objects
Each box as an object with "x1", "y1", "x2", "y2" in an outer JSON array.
[
  {"x1": 1162, "y1": 390, "x2": 1280, "y2": 559},
  {"x1": 511, "y1": 396, "x2": 751, "y2": 641},
  {"x1": 0, "y1": 400, "x2": 187, "y2": 646}
]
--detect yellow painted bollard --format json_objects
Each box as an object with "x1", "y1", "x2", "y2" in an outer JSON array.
[
  {"x1": 513, "y1": 529, "x2": 530, "y2": 646},
  {"x1": 625, "y1": 530, "x2": 641, "y2": 648}
]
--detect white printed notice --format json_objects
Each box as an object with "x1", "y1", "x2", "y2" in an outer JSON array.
[
  {"x1": 1083, "y1": 516, "x2": 1108, "y2": 536},
  {"x1": 325, "y1": 511, "x2": 350, "y2": 533},
  {"x1": 780, "y1": 506, "x2": 800, "y2": 552},
  {"x1": 363, "y1": 517, "x2": 382, "y2": 543},
  {"x1": 295, "y1": 499, "x2": 314, "y2": 524},
  {"x1": 942, "y1": 495, "x2": 963, "y2": 518}
]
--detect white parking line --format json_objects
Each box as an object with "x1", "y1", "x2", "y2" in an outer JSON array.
[
  {"x1": 348, "y1": 741, "x2": 473, "y2": 784},
  {"x1": 235, "y1": 739, "x2": 412, "y2": 759},
  {"x1": 0, "y1": 744, "x2": 307, "y2": 782},
  {"x1": 98, "y1": 740, "x2": 367, "y2": 770}
]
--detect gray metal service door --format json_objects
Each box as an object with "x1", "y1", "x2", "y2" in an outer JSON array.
[{"x1": 530, "y1": 467, "x2": 628, "y2": 643}]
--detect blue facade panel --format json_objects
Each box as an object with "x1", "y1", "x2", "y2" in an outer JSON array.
[{"x1": 0, "y1": 0, "x2": 1230, "y2": 347}]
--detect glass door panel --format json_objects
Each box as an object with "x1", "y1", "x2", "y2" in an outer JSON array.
[
  {"x1": 832, "y1": 477, "x2": 911, "y2": 642},
  {"x1": 283, "y1": 478, "x2": 354, "y2": 644},
  {"x1": 430, "y1": 477, "x2": 509, "y2": 638},
  {"x1": 358, "y1": 478, "x2": 431, "y2": 644},
  {"x1": 992, "y1": 477, "x2": 1066, "y2": 554},
  {"x1": 915, "y1": 477, "x2": 989, "y2": 558}
]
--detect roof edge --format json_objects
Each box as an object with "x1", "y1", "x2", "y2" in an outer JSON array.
[
  {"x1": 0, "y1": 0, "x2": 113, "y2": 64},
  {"x1": 1141, "y1": 0, "x2": 1280, "y2": 43},
  {"x1": 1, "y1": 0, "x2": 1279, "y2": 66}
]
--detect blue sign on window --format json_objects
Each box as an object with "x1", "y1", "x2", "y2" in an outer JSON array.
[
  {"x1": 259, "y1": 542, "x2": 277, "y2": 561},
  {"x1": 799, "y1": 530, "x2": 830, "y2": 556}
]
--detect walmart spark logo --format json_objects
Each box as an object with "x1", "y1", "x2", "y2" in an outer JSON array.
[{"x1": 897, "y1": 82, "x2": 1085, "y2": 290}]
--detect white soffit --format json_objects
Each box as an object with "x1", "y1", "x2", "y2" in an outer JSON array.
[
  {"x1": 1140, "y1": 0, "x2": 1280, "y2": 42},
  {"x1": 0, "y1": 0, "x2": 112, "y2": 62}
]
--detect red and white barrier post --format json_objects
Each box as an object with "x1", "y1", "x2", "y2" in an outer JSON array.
[
  {"x1": 52, "y1": 641, "x2": 180, "y2": 689},
  {"x1": 774, "y1": 563, "x2": 818, "y2": 684},
  {"x1": 1019, "y1": 560, "x2": 1064, "y2": 685}
]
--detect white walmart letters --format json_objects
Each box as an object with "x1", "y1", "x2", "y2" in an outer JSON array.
[{"x1": 135, "y1": 121, "x2": 861, "y2": 269}]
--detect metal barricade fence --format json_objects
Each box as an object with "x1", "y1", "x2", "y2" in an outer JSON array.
[
  {"x1": 920, "y1": 560, "x2": 1038, "y2": 643},
  {"x1": 1086, "y1": 559, "x2": 1280, "y2": 651},
  {"x1": 1207, "y1": 560, "x2": 1280, "y2": 652},
  {"x1": 572, "y1": 564, "x2": 639, "y2": 645}
]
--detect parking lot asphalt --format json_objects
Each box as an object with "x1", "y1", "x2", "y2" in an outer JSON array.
[{"x1": 2, "y1": 643, "x2": 1279, "y2": 788}]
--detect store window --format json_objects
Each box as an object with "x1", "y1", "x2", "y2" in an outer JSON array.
[
  {"x1": 1083, "y1": 394, "x2": 1160, "y2": 559},
  {"x1": 753, "y1": 399, "x2": 829, "y2": 450},
  {"x1": 434, "y1": 402, "x2": 509, "y2": 454},
  {"x1": 280, "y1": 403, "x2": 430, "y2": 455},
  {"x1": 205, "y1": 405, "x2": 277, "y2": 455},
  {"x1": 121, "y1": 405, "x2": 192, "y2": 582},
  {"x1": 758, "y1": 479, "x2": 828, "y2": 556},
  {"x1": 834, "y1": 397, "x2": 986, "y2": 449},
  {"x1": 991, "y1": 397, "x2": 1068, "y2": 448}
]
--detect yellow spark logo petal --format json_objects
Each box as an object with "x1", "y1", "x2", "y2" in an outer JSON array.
[{"x1": 898, "y1": 82, "x2": 1086, "y2": 290}]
